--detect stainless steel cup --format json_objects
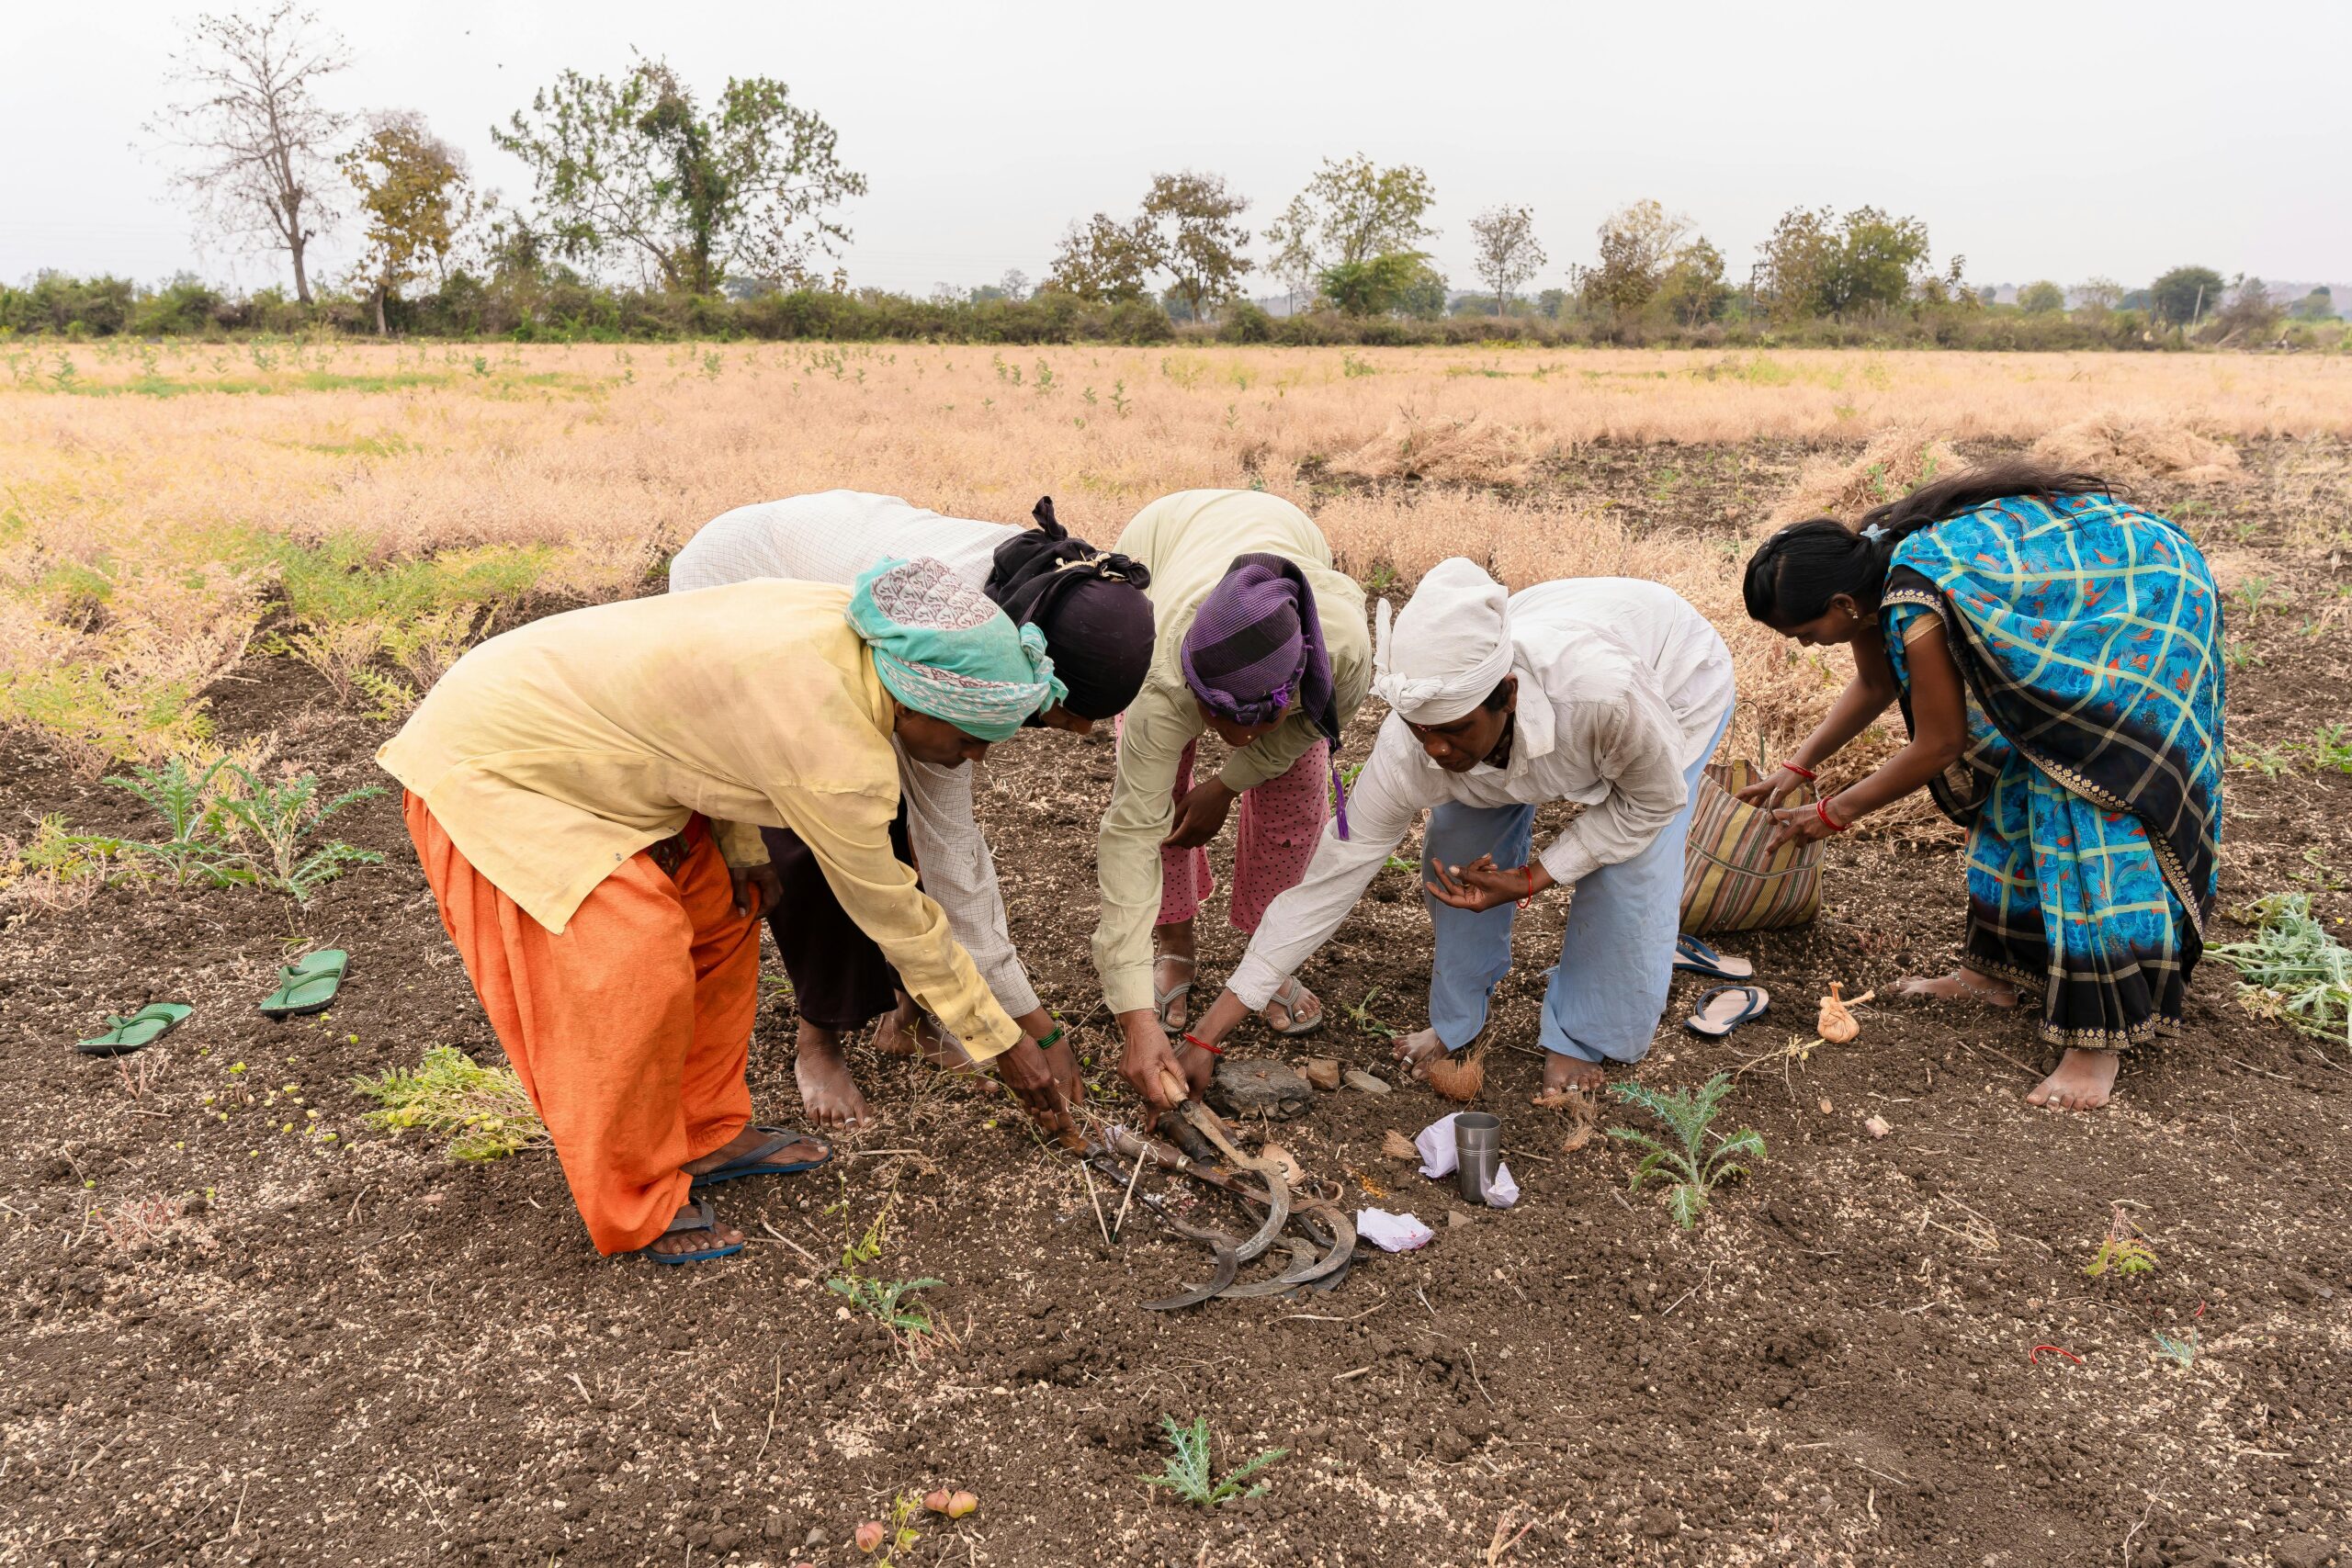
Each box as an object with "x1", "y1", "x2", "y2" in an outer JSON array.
[{"x1": 1453, "y1": 1112, "x2": 1502, "y2": 1204}]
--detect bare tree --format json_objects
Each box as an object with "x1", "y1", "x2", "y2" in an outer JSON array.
[
  {"x1": 148, "y1": 4, "x2": 352, "y2": 305},
  {"x1": 1469, "y1": 204, "x2": 1545, "y2": 316}
]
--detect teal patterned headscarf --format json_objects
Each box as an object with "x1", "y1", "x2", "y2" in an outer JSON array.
[{"x1": 846, "y1": 557, "x2": 1066, "y2": 741}]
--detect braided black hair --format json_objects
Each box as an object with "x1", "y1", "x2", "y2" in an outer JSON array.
[{"x1": 1742, "y1": 460, "x2": 2115, "y2": 626}]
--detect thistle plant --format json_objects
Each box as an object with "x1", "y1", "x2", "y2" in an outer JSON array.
[
  {"x1": 209, "y1": 768, "x2": 384, "y2": 902},
  {"x1": 1607, "y1": 1073, "x2": 1767, "y2": 1230},
  {"x1": 2212, "y1": 893, "x2": 2352, "y2": 1049},
  {"x1": 1139, "y1": 1416, "x2": 1287, "y2": 1507}
]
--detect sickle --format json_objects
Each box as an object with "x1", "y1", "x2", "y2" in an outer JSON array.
[
  {"x1": 1281, "y1": 1201, "x2": 1357, "y2": 1289},
  {"x1": 1176, "y1": 1104, "x2": 1291, "y2": 1263},
  {"x1": 1214, "y1": 1237, "x2": 1319, "y2": 1300},
  {"x1": 1140, "y1": 1243, "x2": 1238, "y2": 1311}
]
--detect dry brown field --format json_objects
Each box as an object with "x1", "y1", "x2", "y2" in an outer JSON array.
[{"x1": 3, "y1": 344, "x2": 2349, "y2": 1568}]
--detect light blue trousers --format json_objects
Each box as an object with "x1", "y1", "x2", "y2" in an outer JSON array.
[{"x1": 1423, "y1": 713, "x2": 1726, "y2": 1065}]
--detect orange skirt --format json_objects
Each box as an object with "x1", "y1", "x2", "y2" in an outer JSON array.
[{"x1": 402, "y1": 793, "x2": 760, "y2": 1254}]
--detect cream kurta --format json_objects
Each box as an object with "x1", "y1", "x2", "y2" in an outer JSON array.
[
  {"x1": 1092, "y1": 490, "x2": 1372, "y2": 1017},
  {"x1": 377, "y1": 580, "x2": 1021, "y2": 1061}
]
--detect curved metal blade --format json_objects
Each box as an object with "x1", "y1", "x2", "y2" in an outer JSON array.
[
  {"x1": 1284, "y1": 1202, "x2": 1356, "y2": 1288},
  {"x1": 1227, "y1": 1167, "x2": 1289, "y2": 1262},
  {"x1": 1141, "y1": 1244, "x2": 1238, "y2": 1311},
  {"x1": 1215, "y1": 1237, "x2": 1317, "y2": 1299}
]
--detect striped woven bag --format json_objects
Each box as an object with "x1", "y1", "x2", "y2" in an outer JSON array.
[{"x1": 1678, "y1": 759, "x2": 1823, "y2": 933}]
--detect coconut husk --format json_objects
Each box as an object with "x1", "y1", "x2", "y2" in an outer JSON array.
[
  {"x1": 1423, "y1": 1038, "x2": 1490, "y2": 1102},
  {"x1": 1767, "y1": 425, "x2": 1962, "y2": 527},
  {"x1": 2030, "y1": 413, "x2": 2242, "y2": 487},
  {"x1": 1328, "y1": 408, "x2": 1536, "y2": 487}
]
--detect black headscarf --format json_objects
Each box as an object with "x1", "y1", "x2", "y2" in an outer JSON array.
[{"x1": 984, "y1": 497, "x2": 1157, "y2": 722}]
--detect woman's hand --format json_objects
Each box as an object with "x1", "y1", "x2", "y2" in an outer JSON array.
[
  {"x1": 1735, "y1": 765, "x2": 1811, "y2": 809},
  {"x1": 1116, "y1": 1011, "x2": 1193, "y2": 1111},
  {"x1": 990, "y1": 1036, "x2": 1075, "y2": 1136},
  {"x1": 1425, "y1": 854, "x2": 1551, "y2": 913},
  {"x1": 1164, "y1": 779, "x2": 1238, "y2": 850},
  {"x1": 1767, "y1": 801, "x2": 1845, "y2": 851}
]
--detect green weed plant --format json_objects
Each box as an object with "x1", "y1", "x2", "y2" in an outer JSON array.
[
  {"x1": 352, "y1": 1045, "x2": 548, "y2": 1160},
  {"x1": 1139, "y1": 1416, "x2": 1287, "y2": 1507},
  {"x1": 1607, "y1": 1072, "x2": 1767, "y2": 1229}
]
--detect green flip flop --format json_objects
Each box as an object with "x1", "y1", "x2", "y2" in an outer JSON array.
[
  {"x1": 261, "y1": 950, "x2": 349, "y2": 1019},
  {"x1": 76, "y1": 1003, "x2": 193, "y2": 1057}
]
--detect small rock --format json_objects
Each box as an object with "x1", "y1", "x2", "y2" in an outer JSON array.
[
  {"x1": 1208, "y1": 1058, "x2": 1314, "y2": 1121},
  {"x1": 2274, "y1": 1534, "x2": 2335, "y2": 1568},
  {"x1": 1640, "y1": 1506, "x2": 1681, "y2": 1540},
  {"x1": 1302, "y1": 1056, "x2": 1341, "y2": 1091},
  {"x1": 1343, "y1": 1068, "x2": 1392, "y2": 1094},
  {"x1": 802, "y1": 1528, "x2": 828, "y2": 1549},
  {"x1": 1863, "y1": 1115, "x2": 1892, "y2": 1139},
  {"x1": 1446, "y1": 1210, "x2": 1473, "y2": 1228},
  {"x1": 1817, "y1": 1097, "x2": 1834, "y2": 1115}
]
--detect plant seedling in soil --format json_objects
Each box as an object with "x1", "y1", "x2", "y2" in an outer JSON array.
[
  {"x1": 2084, "y1": 1207, "x2": 2157, "y2": 1279},
  {"x1": 1343, "y1": 987, "x2": 1401, "y2": 1042},
  {"x1": 827, "y1": 1273, "x2": 944, "y2": 1333},
  {"x1": 351, "y1": 1045, "x2": 548, "y2": 1160},
  {"x1": 208, "y1": 767, "x2": 384, "y2": 902},
  {"x1": 1139, "y1": 1415, "x2": 1287, "y2": 1506},
  {"x1": 1606, "y1": 1072, "x2": 1767, "y2": 1230},
  {"x1": 2152, "y1": 1327, "x2": 2199, "y2": 1368},
  {"x1": 2212, "y1": 892, "x2": 2352, "y2": 1048}
]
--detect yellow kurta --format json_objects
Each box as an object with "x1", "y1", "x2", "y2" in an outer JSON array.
[
  {"x1": 377, "y1": 580, "x2": 1021, "y2": 1061},
  {"x1": 1093, "y1": 490, "x2": 1373, "y2": 1016}
]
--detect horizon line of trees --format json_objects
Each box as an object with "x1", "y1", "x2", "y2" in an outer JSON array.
[{"x1": 15, "y1": 2, "x2": 2339, "y2": 351}]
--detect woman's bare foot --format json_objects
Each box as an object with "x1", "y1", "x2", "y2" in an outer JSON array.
[
  {"x1": 2026, "y1": 1048, "x2": 2120, "y2": 1111},
  {"x1": 794, "y1": 1022, "x2": 873, "y2": 1128},
  {"x1": 1541, "y1": 1052, "x2": 1606, "y2": 1097},
  {"x1": 1897, "y1": 968, "x2": 2018, "y2": 1008},
  {"x1": 643, "y1": 1202, "x2": 745, "y2": 1259},
  {"x1": 1262, "y1": 979, "x2": 1323, "y2": 1033},
  {"x1": 1393, "y1": 1026, "x2": 1447, "y2": 1077}
]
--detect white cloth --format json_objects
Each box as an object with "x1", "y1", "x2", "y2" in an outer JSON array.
[
  {"x1": 1354, "y1": 1209, "x2": 1435, "y2": 1252},
  {"x1": 1372, "y1": 557, "x2": 1514, "y2": 725},
  {"x1": 1412, "y1": 1112, "x2": 1521, "y2": 1208},
  {"x1": 668, "y1": 491, "x2": 1039, "y2": 1020},
  {"x1": 669, "y1": 491, "x2": 1014, "y2": 594},
  {"x1": 1228, "y1": 576, "x2": 1736, "y2": 1010}
]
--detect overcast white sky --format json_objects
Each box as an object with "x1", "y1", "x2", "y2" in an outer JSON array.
[{"x1": 4, "y1": 0, "x2": 2346, "y2": 299}]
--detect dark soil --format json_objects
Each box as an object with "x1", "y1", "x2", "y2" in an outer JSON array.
[{"x1": 4, "y1": 440, "x2": 2348, "y2": 1568}]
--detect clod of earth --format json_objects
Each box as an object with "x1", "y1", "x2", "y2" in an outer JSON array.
[
  {"x1": 1208, "y1": 1057, "x2": 1314, "y2": 1121},
  {"x1": 1302, "y1": 1055, "x2": 1341, "y2": 1091},
  {"x1": 1342, "y1": 1068, "x2": 1392, "y2": 1094}
]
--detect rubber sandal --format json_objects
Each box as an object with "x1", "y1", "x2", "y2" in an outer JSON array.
[
  {"x1": 688, "y1": 1125, "x2": 833, "y2": 1189},
  {"x1": 1153, "y1": 955, "x2": 1196, "y2": 1032},
  {"x1": 638, "y1": 1197, "x2": 744, "y2": 1265},
  {"x1": 260, "y1": 949, "x2": 348, "y2": 1019},
  {"x1": 75, "y1": 1003, "x2": 193, "y2": 1057},
  {"x1": 1266, "y1": 976, "x2": 1326, "y2": 1038},
  {"x1": 1684, "y1": 984, "x2": 1770, "y2": 1038},
  {"x1": 1673, "y1": 934, "x2": 1755, "y2": 982}
]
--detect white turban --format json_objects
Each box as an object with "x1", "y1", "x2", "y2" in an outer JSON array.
[{"x1": 1371, "y1": 558, "x2": 1515, "y2": 726}]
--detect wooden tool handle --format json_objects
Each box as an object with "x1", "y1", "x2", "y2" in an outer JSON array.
[{"x1": 1158, "y1": 1066, "x2": 1193, "y2": 1107}]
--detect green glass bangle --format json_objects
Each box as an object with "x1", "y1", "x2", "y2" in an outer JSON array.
[{"x1": 1035, "y1": 1022, "x2": 1065, "y2": 1052}]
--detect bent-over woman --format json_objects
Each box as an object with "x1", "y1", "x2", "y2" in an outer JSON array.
[{"x1": 1738, "y1": 463, "x2": 2224, "y2": 1112}]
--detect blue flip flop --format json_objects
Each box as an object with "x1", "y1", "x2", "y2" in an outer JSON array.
[
  {"x1": 1674, "y1": 933, "x2": 1756, "y2": 982},
  {"x1": 639, "y1": 1198, "x2": 745, "y2": 1266},
  {"x1": 687, "y1": 1125, "x2": 832, "y2": 1189},
  {"x1": 1685, "y1": 984, "x2": 1770, "y2": 1038}
]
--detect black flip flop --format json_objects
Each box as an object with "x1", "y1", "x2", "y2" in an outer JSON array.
[{"x1": 1684, "y1": 985, "x2": 1770, "y2": 1038}]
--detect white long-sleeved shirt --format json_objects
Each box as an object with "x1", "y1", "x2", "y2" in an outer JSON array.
[
  {"x1": 668, "y1": 491, "x2": 1040, "y2": 1020},
  {"x1": 1227, "y1": 577, "x2": 1736, "y2": 1008}
]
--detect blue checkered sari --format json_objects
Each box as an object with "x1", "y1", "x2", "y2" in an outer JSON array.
[{"x1": 1883, "y1": 493, "x2": 2225, "y2": 1051}]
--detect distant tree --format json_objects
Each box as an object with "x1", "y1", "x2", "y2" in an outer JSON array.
[
  {"x1": 2208, "y1": 274, "x2": 2280, "y2": 340},
  {"x1": 338, "y1": 112, "x2": 477, "y2": 334},
  {"x1": 1468, "y1": 204, "x2": 1545, "y2": 316},
  {"x1": 1318, "y1": 251, "x2": 1429, "y2": 317},
  {"x1": 2075, "y1": 276, "x2": 2122, "y2": 311},
  {"x1": 1973, "y1": 284, "x2": 2002, "y2": 306},
  {"x1": 2017, "y1": 279, "x2": 2065, "y2": 314},
  {"x1": 1574, "y1": 199, "x2": 1689, "y2": 316},
  {"x1": 1533, "y1": 287, "x2": 1568, "y2": 320},
  {"x1": 1261, "y1": 192, "x2": 1321, "y2": 312},
  {"x1": 1396, "y1": 259, "x2": 1449, "y2": 320},
  {"x1": 2148, "y1": 265, "x2": 2224, "y2": 328},
  {"x1": 147, "y1": 4, "x2": 353, "y2": 306},
  {"x1": 1140, "y1": 171, "x2": 1251, "y2": 324},
  {"x1": 2289, "y1": 286, "x2": 2336, "y2": 321},
  {"x1": 494, "y1": 59, "x2": 865, "y2": 295},
  {"x1": 2119, "y1": 288, "x2": 2153, "y2": 312},
  {"x1": 999, "y1": 267, "x2": 1030, "y2": 302},
  {"x1": 1273, "y1": 154, "x2": 1437, "y2": 276},
  {"x1": 1657, "y1": 237, "x2": 1728, "y2": 326},
  {"x1": 1045, "y1": 212, "x2": 1161, "y2": 302},
  {"x1": 1752, "y1": 205, "x2": 1931, "y2": 321}
]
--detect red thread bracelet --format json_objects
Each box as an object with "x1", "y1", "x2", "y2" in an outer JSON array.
[
  {"x1": 1816, "y1": 796, "x2": 1849, "y2": 833},
  {"x1": 1182, "y1": 1032, "x2": 1224, "y2": 1056},
  {"x1": 1781, "y1": 760, "x2": 1818, "y2": 781},
  {"x1": 1516, "y1": 863, "x2": 1535, "y2": 910}
]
